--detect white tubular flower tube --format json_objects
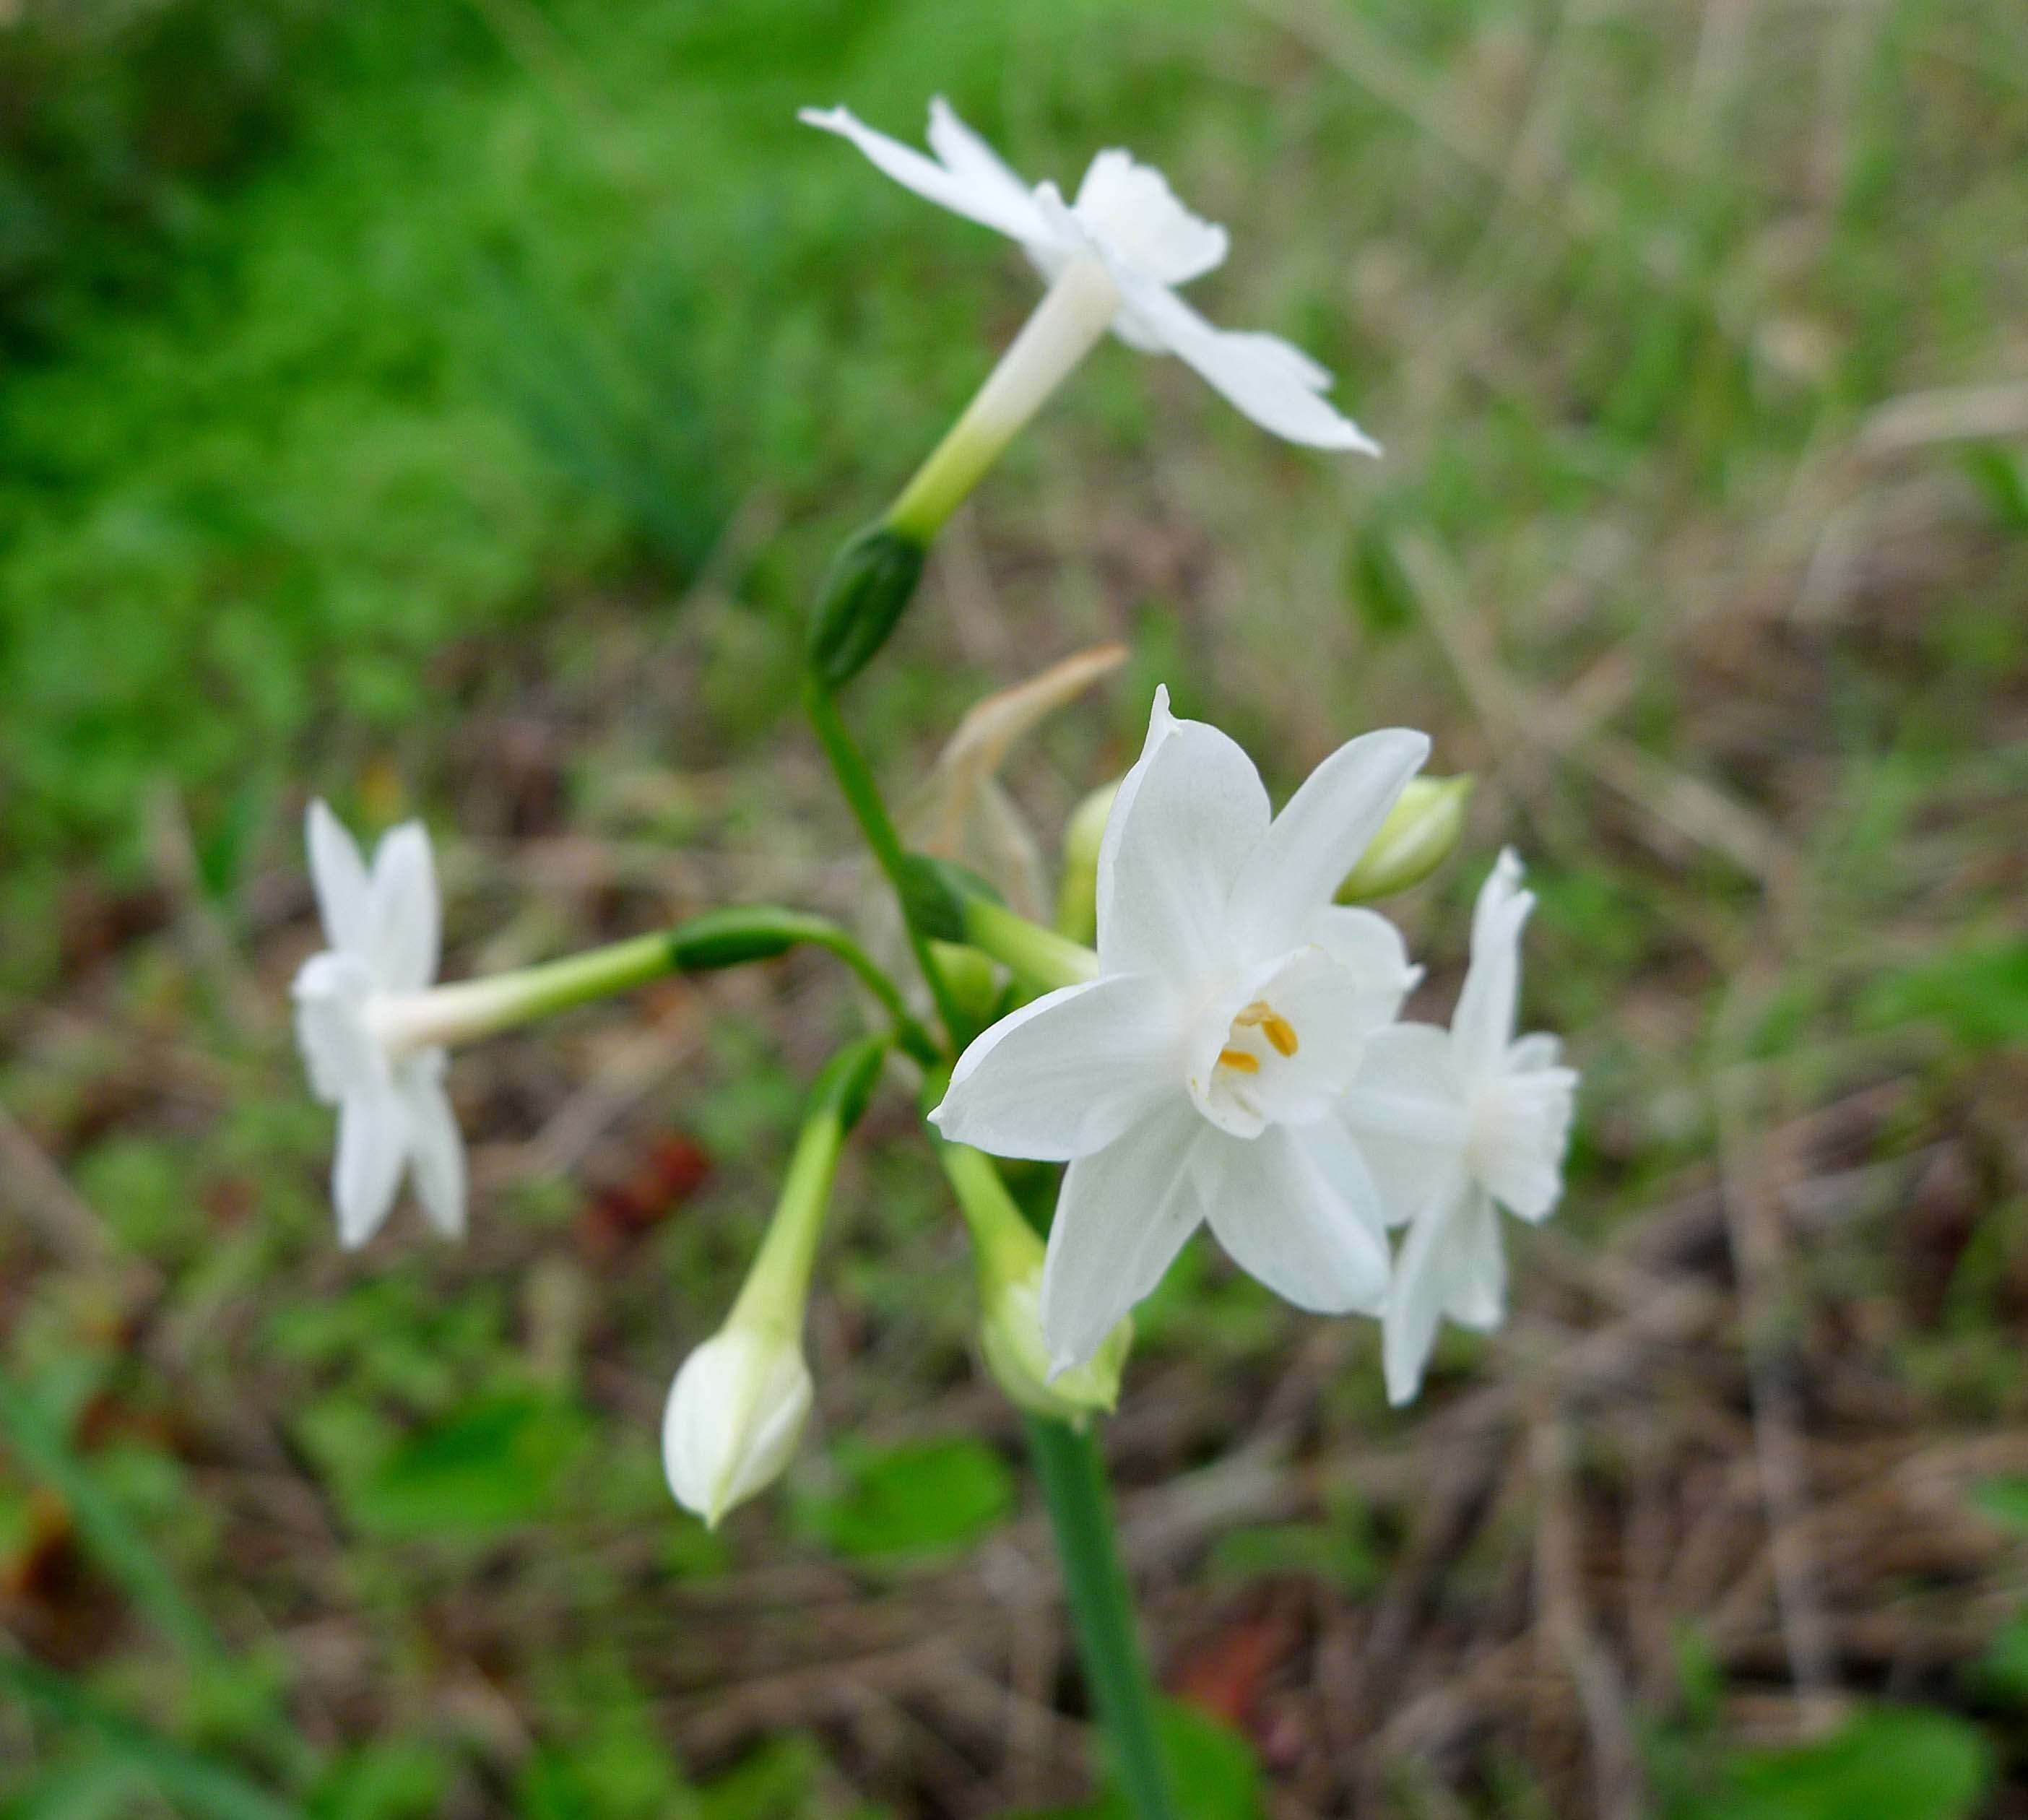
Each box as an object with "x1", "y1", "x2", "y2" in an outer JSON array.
[
  {"x1": 930, "y1": 686, "x2": 1431, "y2": 1373},
  {"x1": 885, "y1": 254, "x2": 1124, "y2": 542},
  {"x1": 664, "y1": 1039, "x2": 888, "y2": 1528}
]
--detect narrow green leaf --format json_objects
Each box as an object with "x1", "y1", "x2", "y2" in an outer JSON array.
[
  {"x1": 0, "y1": 1656, "x2": 303, "y2": 1820},
  {"x1": 0, "y1": 1373, "x2": 217, "y2": 1661}
]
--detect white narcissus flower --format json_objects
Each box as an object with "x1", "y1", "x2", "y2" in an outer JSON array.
[
  {"x1": 1341, "y1": 850, "x2": 1579, "y2": 1406},
  {"x1": 662, "y1": 1324, "x2": 814, "y2": 1530},
  {"x1": 802, "y1": 97, "x2": 1379, "y2": 456},
  {"x1": 291, "y1": 801, "x2": 466, "y2": 1249},
  {"x1": 931, "y1": 687, "x2": 1430, "y2": 1372}
]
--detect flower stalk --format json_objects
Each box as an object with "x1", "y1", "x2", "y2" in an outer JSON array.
[
  {"x1": 365, "y1": 908, "x2": 934, "y2": 1065},
  {"x1": 1026, "y1": 1415, "x2": 1178, "y2": 1820},
  {"x1": 803, "y1": 672, "x2": 973, "y2": 1051}
]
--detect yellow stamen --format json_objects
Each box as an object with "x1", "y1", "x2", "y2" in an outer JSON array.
[
  {"x1": 1217, "y1": 1047, "x2": 1260, "y2": 1075},
  {"x1": 1233, "y1": 1001, "x2": 1299, "y2": 1057}
]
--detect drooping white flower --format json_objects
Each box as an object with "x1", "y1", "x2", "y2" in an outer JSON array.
[
  {"x1": 931, "y1": 687, "x2": 1429, "y2": 1371},
  {"x1": 291, "y1": 801, "x2": 466, "y2": 1249},
  {"x1": 663, "y1": 1323, "x2": 814, "y2": 1529},
  {"x1": 802, "y1": 97, "x2": 1379, "y2": 456},
  {"x1": 1340, "y1": 850, "x2": 1579, "y2": 1406}
]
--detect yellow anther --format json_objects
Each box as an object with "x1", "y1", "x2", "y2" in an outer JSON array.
[
  {"x1": 1233, "y1": 1001, "x2": 1299, "y2": 1057},
  {"x1": 1217, "y1": 1047, "x2": 1260, "y2": 1075}
]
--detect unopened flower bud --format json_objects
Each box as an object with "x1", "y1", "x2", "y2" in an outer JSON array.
[
  {"x1": 930, "y1": 1124, "x2": 1130, "y2": 1424},
  {"x1": 930, "y1": 940, "x2": 1002, "y2": 1021},
  {"x1": 1054, "y1": 779, "x2": 1119, "y2": 945},
  {"x1": 982, "y1": 1263, "x2": 1128, "y2": 1425},
  {"x1": 663, "y1": 1036, "x2": 888, "y2": 1527},
  {"x1": 662, "y1": 1324, "x2": 813, "y2": 1528},
  {"x1": 807, "y1": 523, "x2": 927, "y2": 688},
  {"x1": 1337, "y1": 775, "x2": 1473, "y2": 903}
]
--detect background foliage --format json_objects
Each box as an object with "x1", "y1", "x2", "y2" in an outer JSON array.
[{"x1": 2, "y1": 0, "x2": 2026, "y2": 1814}]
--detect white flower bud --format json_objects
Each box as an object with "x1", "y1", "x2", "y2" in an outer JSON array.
[{"x1": 662, "y1": 1325, "x2": 814, "y2": 1529}]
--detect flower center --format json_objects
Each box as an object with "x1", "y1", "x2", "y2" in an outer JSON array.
[
  {"x1": 1186, "y1": 940, "x2": 1395, "y2": 1141},
  {"x1": 1216, "y1": 999, "x2": 1300, "y2": 1076},
  {"x1": 1195, "y1": 996, "x2": 1312, "y2": 1138}
]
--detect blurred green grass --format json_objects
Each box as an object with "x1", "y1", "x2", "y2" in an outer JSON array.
[{"x1": 3, "y1": 0, "x2": 2027, "y2": 1815}]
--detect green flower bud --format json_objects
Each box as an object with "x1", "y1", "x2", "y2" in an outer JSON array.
[
  {"x1": 930, "y1": 940, "x2": 1002, "y2": 1021},
  {"x1": 806, "y1": 523, "x2": 927, "y2": 688},
  {"x1": 1337, "y1": 775, "x2": 1473, "y2": 903},
  {"x1": 980, "y1": 1262, "x2": 1130, "y2": 1426},
  {"x1": 1054, "y1": 779, "x2": 1119, "y2": 945},
  {"x1": 929, "y1": 1131, "x2": 1130, "y2": 1426}
]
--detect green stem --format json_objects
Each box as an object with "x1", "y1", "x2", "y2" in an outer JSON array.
[
  {"x1": 784, "y1": 920, "x2": 940, "y2": 1065},
  {"x1": 377, "y1": 909, "x2": 936, "y2": 1067},
  {"x1": 729, "y1": 1033, "x2": 888, "y2": 1327},
  {"x1": 803, "y1": 673, "x2": 969, "y2": 1051},
  {"x1": 1025, "y1": 1416, "x2": 1177, "y2": 1820}
]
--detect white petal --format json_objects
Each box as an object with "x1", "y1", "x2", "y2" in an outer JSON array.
[
  {"x1": 332, "y1": 1091, "x2": 407, "y2": 1250},
  {"x1": 400, "y1": 1054, "x2": 467, "y2": 1241},
  {"x1": 932, "y1": 972, "x2": 1182, "y2": 1161},
  {"x1": 1452, "y1": 849, "x2": 1533, "y2": 1080},
  {"x1": 1096, "y1": 685, "x2": 1270, "y2": 982},
  {"x1": 368, "y1": 822, "x2": 441, "y2": 994},
  {"x1": 1200, "y1": 1122, "x2": 1391, "y2": 1314},
  {"x1": 291, "y1": 950, "x2": 386, "y2": 1104},
  {"x1": 1471, "y1": 1065, "x2": 1578, "y2": 1223},
  {"x1": 1072, "y1": 148, "x2": 1228, "y2": 287},
  {"x1": 306, "y1": 800, "x2": 375, "y2": 959},
  {"x1": 1509, "y1": 1031, "x2": 1564, "y2": 1072},
  {"x1": 1340, "y1": 1022, "x2": 1468, "y2": 1226},
  {"x1": 1307, "y1": 906, "x2": 1421, "y2": 1016},
  {"x1": 1214, "y1": 330, "x2": 1335, "y2": 394},
  {"x1": 1040, "y1": 1101, "x2": 1207, "y2": 1371},
  {"x1": 924, "y1": 97, "x2": 1049, "y2": 241},
  {"x1": 1381, "y1": 1171, "x2": 1470, "y2": 1406},
  {"x1": 800, "y1": 103, "x2": 1052, "y2": 246},
  {"x1": 1442, "y1": 1187, "x2": 1506, "y2": 1331},
  {"x1": 1116, "y1": 279, "x2": 1382, "y2": 452},
  {"x1": 1228, "y1": 731, "x2": 1431, "y2": 956}
]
